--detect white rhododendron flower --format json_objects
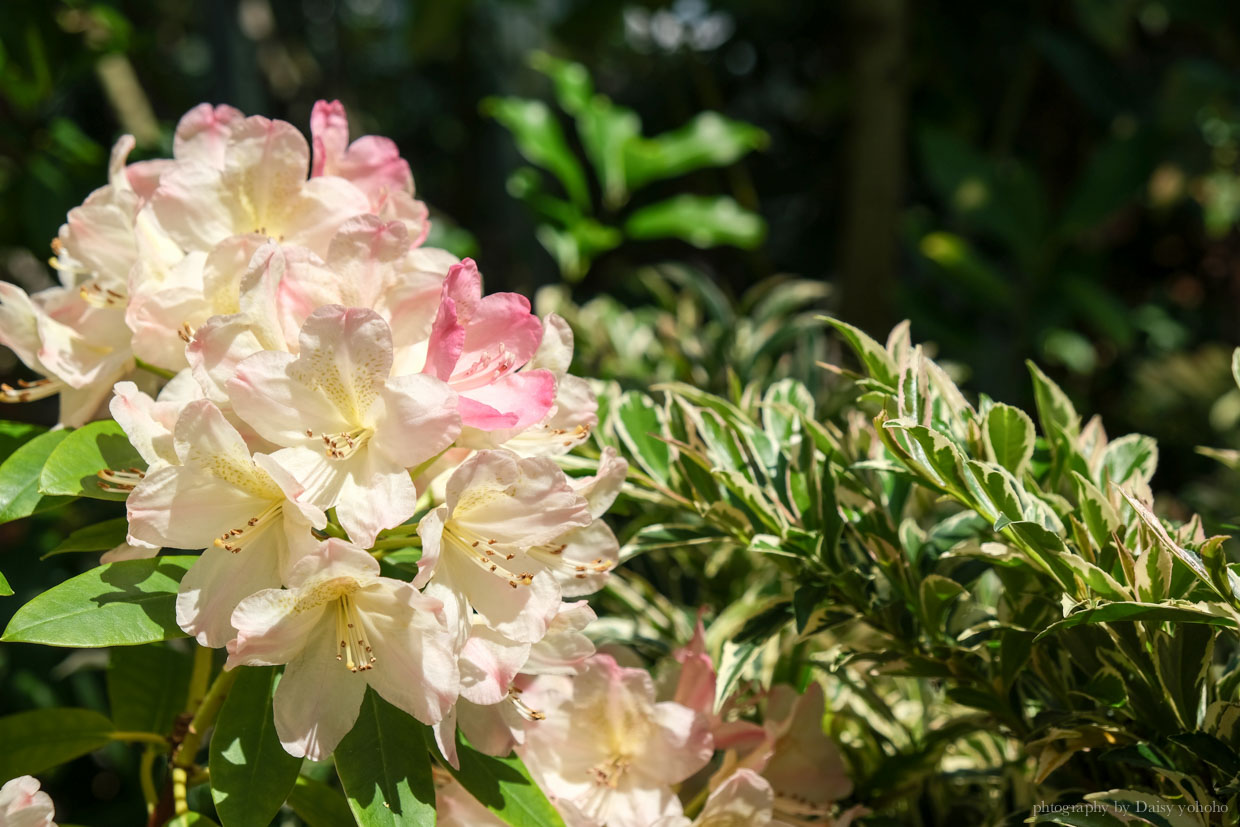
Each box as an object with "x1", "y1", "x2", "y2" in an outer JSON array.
[
  {"x1": 226, "y1": 538, "x2": 457, "y2": 759},
  {"x1": 0, "y1": 775, "x2": 56, "y2": 827},
  {"x1": 653, "y1": 769, "x2": 791, "y2": 827},
  {"x1": 519, "y1": 654, "x2": 714, "y2": 827}
]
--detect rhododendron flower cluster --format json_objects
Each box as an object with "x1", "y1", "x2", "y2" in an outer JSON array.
[
  {"x1": 0, "y1": 101, "x2": 618, "y2": 760},
  {"x1": 0, "y1": 101, "x2": 857, "y2": 826}
]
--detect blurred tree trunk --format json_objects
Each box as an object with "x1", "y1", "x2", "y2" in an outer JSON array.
[{"x1": 839, "y1": 0, "x2": 908, "y2": 337}]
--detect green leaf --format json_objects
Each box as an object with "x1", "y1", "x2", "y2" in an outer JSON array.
[
  {"x1": 211, "y1": 666, "x2": 302, "y2": 827},
  {"x1": 0, "y1": 571, "x2": 10, "y2": 597},
  {"x1": 1071, "y1": 472, "x2": 1120, "y2": 548},
  {"x1": 1101, "y1": 433, "x2": 1158, "y2": 488},
  {"x1": 166, "y1": 815, "x2": 220, "y2": 827},
  {"x1": 483, "y1": 97, "x2": 590, "y2": 208},
  {"x1": 334, "y1": 688, "x2": 435, "y2": 826},
  {"x1": 624, "y1": 195, "x2": 765, "y2": 250},
  {"x1": 1035, "y1": 601, "x2": 1237, "y2": 641},
  {"x1": 624, "y1": 112, "x2": 767, "y2": 190},
  {"x1": 108, "y1": 643, "x2": 193, "y2": 735},
  {"x1": 0, "y1": 429, "x2": 74, "y2": 524},
  {"x1": 0, "y1": 420, "x2": 47, "y2": 460},
  {"x1": 984, "y1": 403, "x2": 1036, "y2": 477},
  {"x1": 40, "y1": 419, "x2": 144, "y2": 501},
  {"x1": 288, "y1": 775, "x2": 355, "y2": 827},
  {"x1": 446, "y1": 738, "x2": 566, "y2": 827},
  {"x1": 823, "y1": 318, "x2": 899, "y2": 388},
  {"x1": 43, "y1": 517, "x2": 130, "y2": 558},
  {"x1": 2, "y1": 556, "x2": 195, "y2": 646},
  {"x1": 1027, "y1": 361, "x2": 1080, "y2": 444},
  {"x1": 612, "y1": 391, "x2": 671, "y2": 485},
  {"x1": 0, "y1": 708, "x2": 115, "y2": 782},
  {"x1": 528, "y1": 51, "x2": 593, "y2": 115}
]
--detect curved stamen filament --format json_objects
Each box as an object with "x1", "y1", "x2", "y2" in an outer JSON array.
[
  {"x1": 528, "y1": 541, "x2": 612, "y2": 582},
  {"x1": 318, "y1": 427, "x2": 372, "y2": 460},
  {"x1": 335, "y1": 594, "x2": 375, "y2": 672},
  {"x1": 451, "y1": 344, "x2": 517, "y2": 389},
  {"x1": 444, "y1": 524, "x2": 534, "y2": 589},
  {"x1": 97, "y1": 467, "x2": 146, "y2": 492},
  {"x1": 507, "y1": 686, "x2": 545, "y2": 721},
  {"x1": 1, "y1": 377, "x2": 64, "y2": 403},
  {"x1": 214, "y1": 501, "x2": 282, "y2": 553},
  {"x1": 79, "y1": 281, "x2": 127, "y2": 308}
]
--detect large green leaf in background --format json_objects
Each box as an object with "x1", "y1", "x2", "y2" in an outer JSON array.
[
  {"x1": 0, "y1": 708, "x2": 115, "y2": 782},
  {"x1": 40, "y1": 419, "x2": 145, "y2": 501},
  {"x1": 2, "y1": 556, "x2": 195, "y2": 646},
  {"x1": 211, "y1": 666, "x2": 302, "y2": 827},
  {"x1": 334, "y1": 689, "x2": 435, "y2": 826},
  {"x1": 287, "y1": 775, "x2": 355, "y2": 827},
  {"x1": 445, "y1": 738, "x2": 566, "y2": 827},
  {"x1": 107, "y1": 643, "x2": 193, "y2": 735},
  {"x1": 624, "y1": 111, "x2": 768, "y2": 190},
  {"x1": 624, "y1": 195, "x2": 766, "y2": 250},
  {"x1": 482, "y1": 97, "x2": 590, "y2": 209},
  {"x1": 0, "y1": 428, "x2": 74, "y2": 524},
  {"x1": 43, "y1": 516, "x2": 130, "y2": 558}
]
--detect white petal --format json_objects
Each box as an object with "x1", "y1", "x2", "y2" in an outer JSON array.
[
  {"x1": 177, "y1": 541, "x2": 283, "y2": 647},
  {"x1": 272, "y1": 621, "x2": 369, "y2": 759}
]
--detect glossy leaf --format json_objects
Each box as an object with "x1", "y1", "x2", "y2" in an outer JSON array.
[
  {"x1": 43, "y1": 517, "x2": 130, "y2": 558},
  {"x1": 0, "y1": 708, "x2": 115, "y2": 782},
  {"x1": 445, "y1": 737, "x2": 566, "y2": 827},
  {"x1": 624, "y1": 195, "x2": 766, "y2": 250},
  {"x1": 612, "y1": 391, "x2": 671, "y2": 485},
  {"x1": 984, "y1": 403, "x2": 1036, "y2": 477},
  {"x1": 0, "y1": 571, "x2": 10, "y2": 597},
  {"x1": 1035, "y1": 601, "x2": 1237, "y2": 641},
  {"x1": 334, "y1": 689, "x2": 435, "y2": 826},
  {"x1": 2, "y1": 556, "x2": 195, "y2": 646},
  {"x1": 0, "y1": 429, "x2": 74, "y2": 524},
  {"x1": 39, "y1": 419, "x2": 144, "y2": 501},
  {"x1": 211, "y1": 666, "x2": 302, "y2": 827}
]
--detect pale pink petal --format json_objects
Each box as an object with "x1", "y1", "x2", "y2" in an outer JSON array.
[
  {"x1": 460, "y1": 370, "x2": 556, "y2": 432},
  {"x1": 228, "y1": 350, "x2": 352, "y2": 445},
  {"x1": 272, "y1": 621, "x2": 369, "y2": 760},
  {"x1": 177, "y1": 541, "x2": 283, "y2": 647},
  {"x1": 372, "y1": 373, "x2": 460, "y2": 469},
  {"x1": 523, "y1": 601, "x2": 596, "y2": 675},
  {"x1": 695, "y1": 770, "x2": 775, "y2": 827},
  {"x1": 174, "y1": 103, "x2": 245, "y2": 167},
  {"x1": 226, "y1": 587, "x2": 327, "y2": 667},
  {"x1": 186, "y1": 313, "x2": 267, "y2": 404},
  {"x1": 201, "y1": 232, "x2": 270, "y2": 315},
  {"x1": 332, "y1": 454, "x2": 419, "y2": 548},
  {"x1": 126, "y1": 465, "x2": 268, "y2": 550},
  {"x1": 110, "y1": 380, "x2": 178, "y2": 467},
  {"x1": 447, "y1": 452, "x2": 591, "y2": 549},
  {"x1": 459, "y1": 625, "x2": 531, "y2": 706},
  {"x1": 438, "y1": 556, "x2": 561, "y2": 644},
  {"x1": 0, "y1": 775, "x2": 56, "y2": 827},
  {"x1": 551, "y1": 521, "x2": 619, "y2": 598}
]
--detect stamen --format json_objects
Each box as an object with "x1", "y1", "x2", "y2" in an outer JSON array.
[
  {"x1": 0, "y1": 377, "x2": 64, "y2": 403},
  {"x1": 318, "y1": 427, "x2": 372, "y2": 460},
  {"x1": 527, "y1": 542, "x2": 613, "y2": 580},
  {"x1": 214, "y1": 501, "x2": 282, "y2": 553},
  {"x1": 78, "y1": 281, "x2": 127, "y2": 308},
  {"x1": 588, "y1": 755, "x2": 630, "y2": 789},
  {"x1": 335, "y1": 594, "x2": 375, "y2": 672},
  {"x1": 507, "y1": 686, "x2": 545, "y2": 721},
  {"x1": 444, "y1": 524, "x2": 533, "y2": 588},
  {"x1": 97, "y1": 467, "x2": 146, "y2": 492}
]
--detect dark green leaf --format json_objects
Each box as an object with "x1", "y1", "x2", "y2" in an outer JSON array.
[
  {"x1": 1035, "y1": 602, "x2": 1237, "y2": 641},
  {"x1": 0, "y1": 708, "x2": 115, "y2": 782},
  {"x1": 211, "y1": 666, "x2": 302, "y2": 827},
  {"x1": 288, "y1": 775, "x2": 355, "y2": 827},
  {"x1": 40, "y1": 419, "x2": 145, "y2": 501},
  {"x1": 43, "y1": 517, "x2": 130, "y2": 558},
  {"x1": 334, "y1": 689, "x2": 435, "y2": 826},
  {"x1": 2, "y1": 556, "x2": 195, "y2": 646},
  {"x1": 108, "y1": 643, "x2": 192, "y2": 734}
]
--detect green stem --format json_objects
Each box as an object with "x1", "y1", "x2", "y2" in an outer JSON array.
[
  {"x1": 185, "y1": 644, "x2": 212, "y2": 713},
  {"x1": 109, "y1": 730, "x2": 169, "y2": 745},
  {"x1": 370, "y1": 536, "x2": 423, "y2": 551},
  {"x1": 139, "y1": 745, "x2": 158, "y2": 815},
  {"x1": 134, "y1": 357, "x2": 177, "y2": 380},
  {"x1": 172, "y1": 665, "x2": 239, "y2": 770}
]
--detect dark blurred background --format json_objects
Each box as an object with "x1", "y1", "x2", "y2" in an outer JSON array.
[{"x1": 4, "y1": 0, "x2": 1240, "y2": 821}]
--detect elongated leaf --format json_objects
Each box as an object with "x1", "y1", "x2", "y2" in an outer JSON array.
[
  {"x1": 2, "y1": 556, "x2": 195, "y2": 646},
  {"x1": 824, "y1": 318, "x2": 899, "y2": 389},
  {"x1": 0, "y1": 571, "x2": 10, "y2": 597},
  {"x1": 211, "y1": 666, "x2": 302, "y2": 826},
  {"x1": 334, "y1": 689, "x2": 435, "y2": 826},
  {"x1": 44, "y1": 517, "x2": 130, "y2": 558},
  {"x1": 612, "y1": 391, "x2": 671, "y2": 485},
  {"x1": 39, "y1": 419, "x2": 144, "y2": 501},
  {"x1": 108, "y1": 643, "x2": 193, "y2": 735},
  {"x1": 0, "y1": 429, "x2": 74, "y2": 524},
  {"x1": 0, "y1": 708, "x2": 115, "y2": 782},
  {"x1": 984, "y1": 403, "x2": 1035, "y2": 477},
  {"x1": 624, "y1": 195, "x2": 766, "y2": 250},
  {"x1": 624, "y1": 112, "x2": 768, "y2": 190},
  {"x1": 1035, "y1": 601, "x2": 1237, "y2": 641},
  {"x1": 288, "y1": 775, "x2": 355, "y2": 827},
  {"x1": 0, "y1": 420, "x2": 46, "y2": 460},
  {"x1": 446, "y1": 738, "x2": 566, "y2": 827},
  {"x1": 483, "y1": 97, "x2": 590, "y2": 208}
]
